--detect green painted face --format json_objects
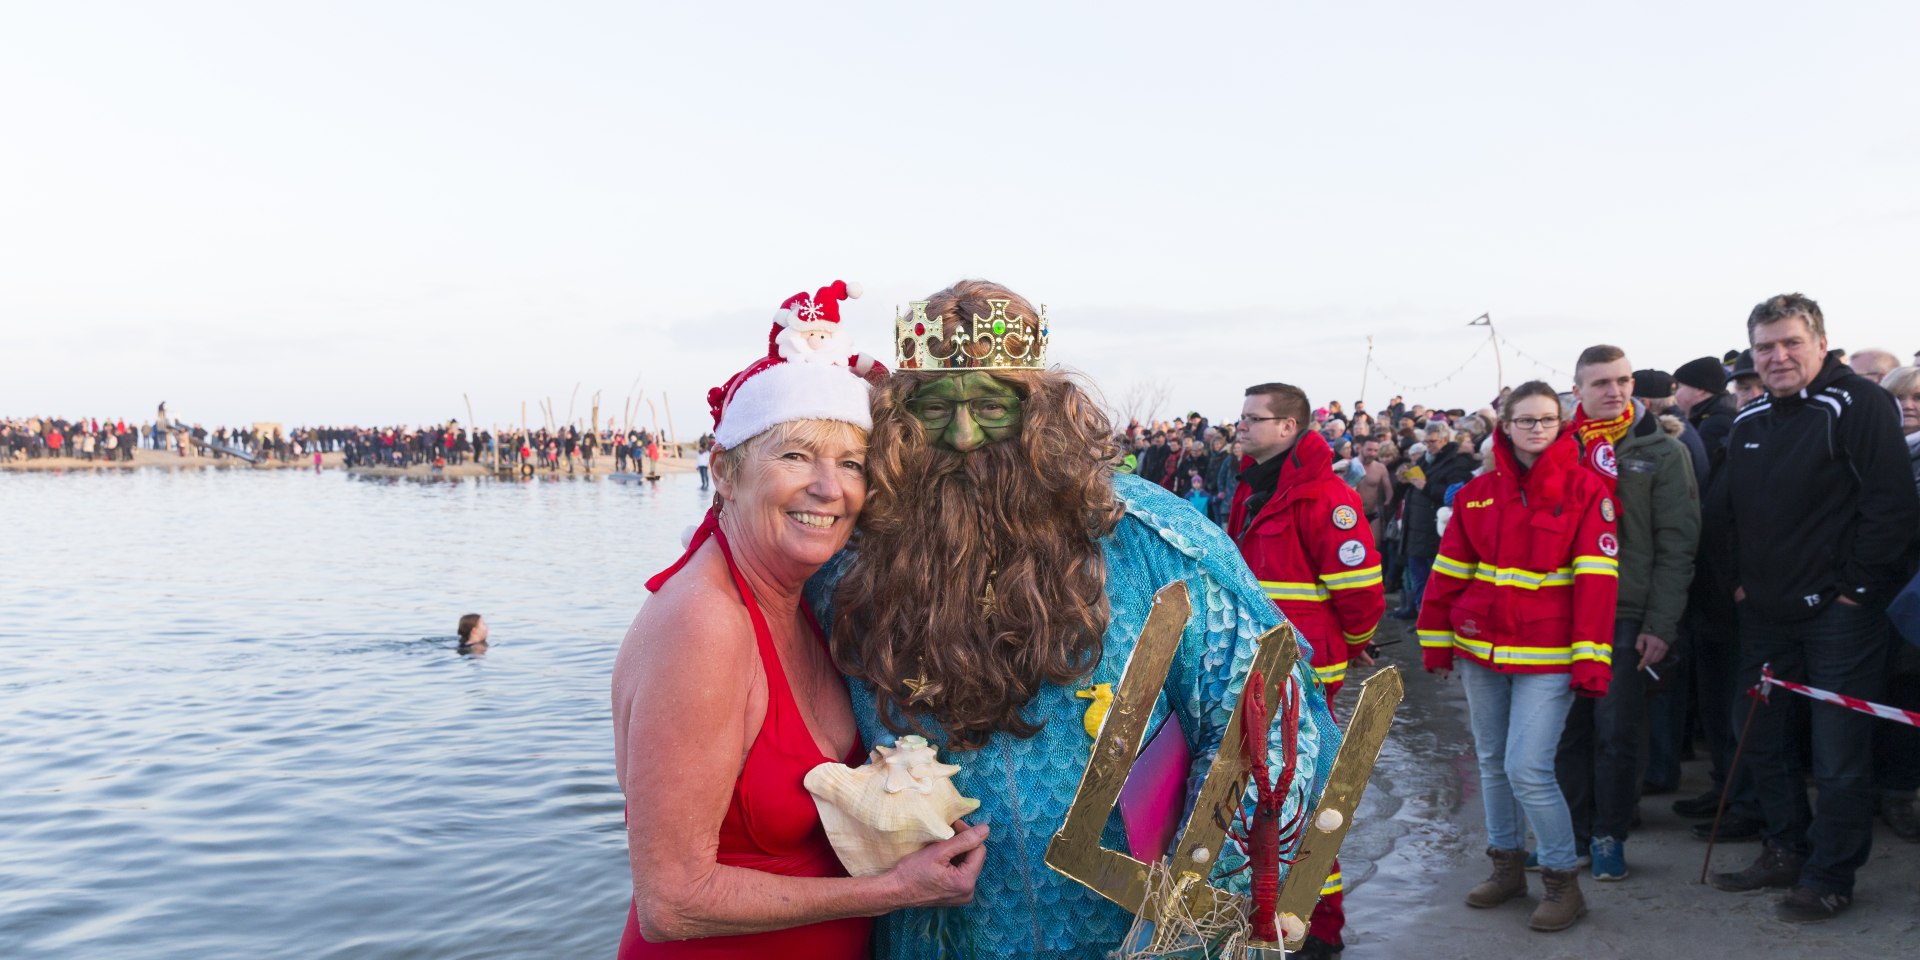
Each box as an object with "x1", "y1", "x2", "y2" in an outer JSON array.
[{"x1": 906, "y1": 372, "x2": 1023, "y2": 452}]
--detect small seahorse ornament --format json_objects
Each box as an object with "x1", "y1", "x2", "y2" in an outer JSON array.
[{"x1": 1075, "y1": 683, "x2": 1115, "y2": 739}]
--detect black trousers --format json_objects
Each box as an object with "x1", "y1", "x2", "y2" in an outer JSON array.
[
  {"x1": 1556, "y1": 616, "x2": 1648, "y2": 844},
  {"x1": 1738, "y1": 599, "x2": 1888, "y2": 895}
]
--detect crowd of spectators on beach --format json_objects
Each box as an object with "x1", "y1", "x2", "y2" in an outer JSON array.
[
  {"x1": 1123, "y1": 318, "x2": 1920, "y2": 927},
  {"x1": 3, "y1": 416, "x2": 143, "y2": 462},
  {"x1": 2, "y1": 414, "x2": 692, "y2": 476}
]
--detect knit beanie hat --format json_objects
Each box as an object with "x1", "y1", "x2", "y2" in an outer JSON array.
[
  {"x1": 1673, "y1": 356, "x2": 1728, "y2": 394},
  {"x1": 1632, "y1": 369, "x2": 1675, "y2": 399}
]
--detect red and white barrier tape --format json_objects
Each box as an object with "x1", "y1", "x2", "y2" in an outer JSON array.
[{"x1": 1753, "y1": 664, "x2": 1920, "y2": 729}]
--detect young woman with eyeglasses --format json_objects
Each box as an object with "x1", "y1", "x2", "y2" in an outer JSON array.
[{"x1": 1415, "y1": 379, "x2": 1620, "y2": 933}]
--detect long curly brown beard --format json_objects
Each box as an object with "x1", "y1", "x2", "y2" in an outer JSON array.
[{"x1": 829, "y1": 369, "x2": 1124, "y2": 751}]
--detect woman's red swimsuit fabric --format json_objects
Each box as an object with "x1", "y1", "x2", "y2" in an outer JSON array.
[{"x1": 619, "y1": 529, "x2": 870, "y2": 958}]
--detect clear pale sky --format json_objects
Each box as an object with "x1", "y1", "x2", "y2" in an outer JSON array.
[{"x1": 3, "y1": 1, "x2": 1915, "y2": 431}]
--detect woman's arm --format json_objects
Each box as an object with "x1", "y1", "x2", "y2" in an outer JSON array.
[{"x1": 614, "y1": 588, "x2": 985, "y2": 942}]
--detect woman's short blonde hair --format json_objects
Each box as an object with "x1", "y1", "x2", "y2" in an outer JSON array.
[
  {"x1": 712, "y1": 418, "x2": 868, "y2": 496},
  {"x1": 1880, "y1": 365, "x2": 1920, "y2": 400}
]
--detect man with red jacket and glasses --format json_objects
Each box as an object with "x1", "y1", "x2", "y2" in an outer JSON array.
[
  {"x1": 1418, "y1": 379, "x2": 1618, "y2": 933},
  {"x1": 1228, "y1": 382, "x2": 1384, "y2": 960}
]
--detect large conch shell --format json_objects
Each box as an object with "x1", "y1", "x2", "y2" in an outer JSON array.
[{"x1": 804, "y1": 735, "x2": 981, "y2": 877}]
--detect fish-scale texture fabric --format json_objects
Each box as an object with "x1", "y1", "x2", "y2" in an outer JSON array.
[{"x1": 808, "y1": 473, "x2": 1341, "y2": 960}]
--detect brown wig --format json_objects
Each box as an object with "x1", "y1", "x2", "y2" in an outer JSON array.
[{"x1": 830, "y1": 287, "x2": 1125, "y2": 750}]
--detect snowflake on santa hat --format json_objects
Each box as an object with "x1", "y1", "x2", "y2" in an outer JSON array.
[{"x1": 773, "y1": 280, "x2": 869, "y2": 366}]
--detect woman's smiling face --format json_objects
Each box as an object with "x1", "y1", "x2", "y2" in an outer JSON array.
[{"x1": 716, "y1": 420, "x2": 868, "y2": 573}]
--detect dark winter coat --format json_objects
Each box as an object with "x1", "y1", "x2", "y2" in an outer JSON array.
[
  {"x1": 1715, "y1": 356, "x2": 1920, "y2": 621},
  {"x1": 1403, "y1": 445, "x2": 1477, "y2": 561}
]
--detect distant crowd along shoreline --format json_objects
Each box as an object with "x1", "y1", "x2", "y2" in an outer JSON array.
[{"x1": 1, "y1": 414, "x2": 706, "y2": 474}]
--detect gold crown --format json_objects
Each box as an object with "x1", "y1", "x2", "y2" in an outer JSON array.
[{"x1": 895, "y1": 299, "x2": 1049, "y2": 371}]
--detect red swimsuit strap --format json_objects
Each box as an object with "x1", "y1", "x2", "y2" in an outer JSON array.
[
  {"x1": 713, "y1": 527, "x2": 794, "y2": 696},
  {"x1": 712, "y1": 528, "x2": 858, "y2": 766}
]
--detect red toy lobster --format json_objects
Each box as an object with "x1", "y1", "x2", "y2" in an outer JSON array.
[{"x1": 1221, "y1": 669, "x2": 1310, "y2": 943}]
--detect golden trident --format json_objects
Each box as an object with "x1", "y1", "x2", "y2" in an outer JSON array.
[{"x1": 1044, "y1": 582, "x2": 1403, "y2": 954}]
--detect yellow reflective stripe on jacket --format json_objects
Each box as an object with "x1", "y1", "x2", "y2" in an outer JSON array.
[
  {"x1": 1572, "y1": 555, "x2": 1620, "y2": 577},
  {"x1": 1572, "y1": 640, "x2": 1614, "y2": 665},
  {"x1": 1320, "y1": 871, "x2": 1344, "y2": 896},
  {"x1": 1313, "y1": 661, "x2": 1347, "y2": 685},
  {"x1": 1470, "y1": 563, "x2": 1575, "y2": 590},
  {"x1": 1321, "y1": 565, "x2": 1383, "y2": 591},
  {"x1": 1446, "y1": 634, "x2": 1576, "y2": 666},
  {"x1": 1417, "y1": 629, "x2": 1453, "y2": 649},
  {"x1": 1343, "y1": 624, "x2": 1378, "y2": 645},
  {"x1": 1432, "y1": 554, "x2": 1474, "y2": 579},
  {"x1": 1260, "y1": 580, "x2": 1330, "y2": 602}
]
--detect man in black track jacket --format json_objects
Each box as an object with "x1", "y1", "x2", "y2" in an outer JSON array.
[{"x1": 1708, "y1": 293, "x2": 1920, "y2": 922}]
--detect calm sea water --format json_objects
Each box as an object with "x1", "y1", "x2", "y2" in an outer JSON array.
[{"x1": 1, "y1": 468, "x2": 711, "y2": 959}]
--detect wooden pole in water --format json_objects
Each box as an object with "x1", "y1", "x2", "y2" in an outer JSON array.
[
  {"x1": 463, "y1": 393, "x2": 477, "y2": 465},
  {"x1": 662, "y1": 393, "x2": 677, "y2": 447}
]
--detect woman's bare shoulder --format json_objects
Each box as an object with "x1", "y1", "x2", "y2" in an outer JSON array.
[{"x1": 614, "y1": 547, "x2": 756, "y2": 695}]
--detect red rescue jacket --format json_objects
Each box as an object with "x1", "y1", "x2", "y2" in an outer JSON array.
[
  {"x1": 1417, "y1": 428, "x2": 1619, "y2": 696},
  {"x1": 1229, "y1": 431, "x2": 1385, "y2": 691}
]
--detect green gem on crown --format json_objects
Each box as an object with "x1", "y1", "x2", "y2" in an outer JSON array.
[{"x1": 992, "y1": 317, "x2": 1006, "y2": 336}]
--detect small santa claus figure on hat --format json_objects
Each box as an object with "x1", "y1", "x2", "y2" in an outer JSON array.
[{"x1": 772, "y1": 280, "x2": 878, "y2": 375}]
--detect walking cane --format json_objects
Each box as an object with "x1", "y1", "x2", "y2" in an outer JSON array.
[{"x1": 1699, "y1": 663, "x2": 1769, "y2": 884}]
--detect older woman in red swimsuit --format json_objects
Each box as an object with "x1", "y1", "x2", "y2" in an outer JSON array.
[{"x1": 612, "y1": 282, "x2": 986, "y2": 959}]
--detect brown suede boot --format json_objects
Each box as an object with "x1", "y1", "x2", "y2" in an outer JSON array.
[
  {"x1": 1530, "y1": 867, "x2": 1588, "y2": 931},
  {"x1": 1465, "y1": 847, "x2": 1528, "y2": 908}
]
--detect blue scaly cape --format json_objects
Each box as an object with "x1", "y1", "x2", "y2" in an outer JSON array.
[{"x1": 807, "y1": 473, "x2": 1340, "y2": 959}]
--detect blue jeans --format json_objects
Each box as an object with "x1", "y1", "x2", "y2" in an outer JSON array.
[
  {"x1": 1404, "y1": 554, "x2": 1434, "y2": 611},
  {"x1": 1460, "y1": 661, "x2": 1580, "y2": 870},
  {"x1": 1738, "y1": 599, "x2": 1889, "y2": 895}
]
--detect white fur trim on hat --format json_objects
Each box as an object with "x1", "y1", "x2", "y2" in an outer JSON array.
[
  {"x1": 714, "y1": 360, "x2": 874, "y2": 448},
  {"x1": 843, "y1": 282, "x2": 863, "y2": 299}
]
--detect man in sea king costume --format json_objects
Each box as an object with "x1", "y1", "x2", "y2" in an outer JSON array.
[{"x1": 808, "y1": 279, "x2": 1344, "y2": 958}]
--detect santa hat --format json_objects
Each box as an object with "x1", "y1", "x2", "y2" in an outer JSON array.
[
  {"x1": 709, "y1": 280, "x2": 882, "y2": 449},
  {"x1": 646, "y1": 280, "x2": 886, "y2": 593},
  {"x1": 774, "y1": 279, "x2": 863, "y2": 330}
]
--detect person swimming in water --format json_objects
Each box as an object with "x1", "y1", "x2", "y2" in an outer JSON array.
[{"x1": 456, "y1": 613, "x2": 488, "y2": 654}]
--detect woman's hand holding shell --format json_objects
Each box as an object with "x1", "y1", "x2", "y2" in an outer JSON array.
[{"x1": 884, "y1": 821, "x2": 989, "y2": 908}]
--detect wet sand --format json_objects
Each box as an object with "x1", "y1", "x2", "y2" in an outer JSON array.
[{"x1": 1339, "y1": 616, "x2": 1920, "y2": 958}]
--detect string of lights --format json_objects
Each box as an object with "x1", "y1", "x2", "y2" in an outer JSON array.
[
  {"x1": 1502, "y1": 337, "x2": 1574, "y2": 381},
  {"x1": 1366, "y1": 334, "x2": 1494, "y2": 393}
]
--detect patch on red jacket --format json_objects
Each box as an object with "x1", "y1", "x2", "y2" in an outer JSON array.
[
  {"x1": 1332, "y1": 504, "x2": 1358, "y2": 530},
  {"x1": 1600, "y1": 497, "x2": 1616, "y2": 522},
  {"x1": 1599, "y1": 532, "x2": 1620, "y2": 557},
  {"x1": 1591, "y1": 441, "x2": 1618, "y2": 478},
  {"x1": 1337, "y1": 539, "x2": 1367, "y2": 566}
]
